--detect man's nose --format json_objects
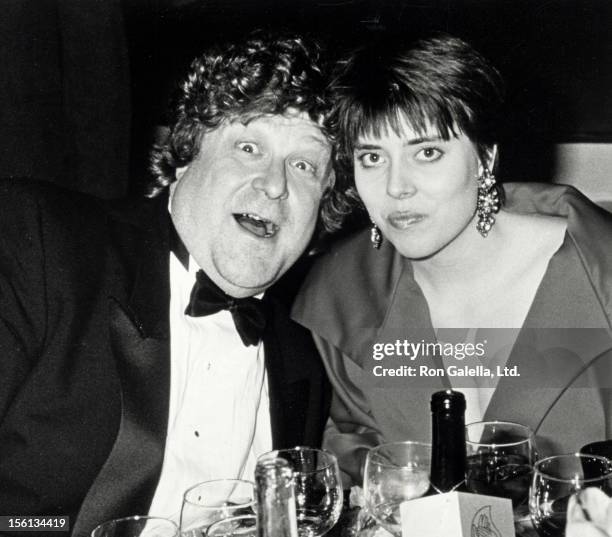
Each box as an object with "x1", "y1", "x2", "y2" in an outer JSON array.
[
  {"x1": 251, "y1": 160, "x2": 288, "y2": 200},
  {"x1": 386, "y1": 163, "x2": 417, "y2": 199}
]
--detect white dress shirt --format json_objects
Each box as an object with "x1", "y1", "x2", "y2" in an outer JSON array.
[{"x1": 148, "y1": 252, "x2": 272, "y2": 522}]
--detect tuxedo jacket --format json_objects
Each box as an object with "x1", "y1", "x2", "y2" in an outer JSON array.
[
  {"x1": 293, "y1": 183, "x2": 612, "y2": 485},
  {"x1": 0, "y1": 179, "x2": 330, "y2": 536}
]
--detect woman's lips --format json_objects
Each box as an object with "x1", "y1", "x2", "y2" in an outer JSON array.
[{"x1": 387, "y1": 211, "x2": 426, "y2": 230}]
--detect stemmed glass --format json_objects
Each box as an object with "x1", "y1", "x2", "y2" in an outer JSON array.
[
  {"x1": 258, "y1": 447, "x2": 343, "y2": 537},
  {"x1": 91, "y1": 516, "x2": 179, "y2": 537},
  {"x1": 530, "y1": 453, "x2": 612, "y2": 537},
  {"x1": 180, "y1": 479, "x2": 256, "y2": 537},
  {"x1": 363, "y1": 441, "x2": 432, "y2": 537},
  {"x1": 465, "y1": 421, "x2": 537, "y2": 514},
  {"x1": 205, "y1": 515, "x2": 258, "y2": 537}
]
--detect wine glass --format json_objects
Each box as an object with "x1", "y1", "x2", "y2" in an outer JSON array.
[
  {"x1": 91, "y1": 516, "x2": 179, "y2": 537},
  {"x1": 363, "y1": 441, "x2": 432, "y2": 537},
  {"x1": 465, "y1": 421, "x2": 537, "y2": 514},
  {"x1": 180, "y1": 479, "x2": 256, "y2": 537},
  {"x1": 581, "y1": 440, "x2": 612, "y2": 461},
  {"x1": 206, "y1": 515, "x2": 258, "y2": 537},
  {"x1": 530, "y1": 453, "x2": 612, "y2": 537},
  {"x1": 258, "y1": 447, "x2": 343, "y2": 537}
]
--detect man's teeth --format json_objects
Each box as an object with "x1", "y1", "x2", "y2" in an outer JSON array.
[{"x1": 234, "y1": 213, "x2": 279, "y2": 238}]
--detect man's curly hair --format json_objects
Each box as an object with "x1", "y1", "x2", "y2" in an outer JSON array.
[{"x1": 149, "y1": 32, "x2": 352, "y2": 233}]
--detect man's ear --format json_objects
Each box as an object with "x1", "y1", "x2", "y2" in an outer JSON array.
[
  {"x1": 175, "y1": 166, "x2": 188, "y2": 181},
  {"x1": 325, "y1": 167, "x2": 336, "y2": 193},
  {"x1": 169, "y1": 166, "x2": 188, "y2": 201}
]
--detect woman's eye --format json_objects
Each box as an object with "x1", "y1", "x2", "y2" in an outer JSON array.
[
  {"x1": 415, "y1": 147, "x2": 443, "y2": 162},
  {"x1": 357, "y1": 152, "x2": 385, "y2": 168},
  {"x1": 237, "y1": 142, "x2": 259, "y2": 154}
]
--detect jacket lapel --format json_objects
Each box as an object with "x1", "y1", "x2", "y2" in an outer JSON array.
[
  {"x1": 264, "y1": 260, "x2": 331, "y2": 449},
  {"x1": 369, "y1": 258, "x2": 448, "y2": 441},
  {"x1": 264, "y1": 307, "x2": 310, "y2": 449},
  {"x1": 484, "y1": 228, "x2": 612, "y2": 433},
  {"x1": 72, "y1": 198, "x2": 172, "y2": 537}
]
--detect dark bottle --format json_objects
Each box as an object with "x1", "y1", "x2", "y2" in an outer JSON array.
[
  {"x1": 255, "y1": 456, "x2": 299, "y2": 537},
  {"x1": 429, "y1": 389, "x2": 467, "y2": 493}
]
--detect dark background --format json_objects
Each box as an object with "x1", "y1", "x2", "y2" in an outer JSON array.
[{"x1": 2, "y1": 0, "x2": 612, "y2": 199}]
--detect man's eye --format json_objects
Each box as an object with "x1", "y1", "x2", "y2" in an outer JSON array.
[
  {"x1": 237, "y1": 142, "x2": 259, "y2": 154},
  {"x1": 357, "y1": 152, "x2": 385, "y2": 168},
  {"x1": 292, "y1": 159, "x2": 316, "y2": 174},
  {"x1": 415, "y1": 147, "x2": 443, "y2": 162}
]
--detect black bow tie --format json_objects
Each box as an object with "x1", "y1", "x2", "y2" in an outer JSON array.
[{"x1": 185, "y1": 269, "x2": 268, "y2": 347}]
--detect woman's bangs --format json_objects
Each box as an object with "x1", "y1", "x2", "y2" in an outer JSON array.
[
  {"x1": 349, "y1": 99, "x2": 460, "y2": 146},
  {"x1": 354, "y1": 106, "x2": 399, "y2": 142},
  {"x1": 399, "y1": 94, "x2": 462, "y2": 141}
]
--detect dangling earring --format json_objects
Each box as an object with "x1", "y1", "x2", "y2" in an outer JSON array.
[
  {"x1": 370, "y1": 218, "x2": 382, "y2": 249},
  {"x1": 476, "y1": 167, "x2": 501, "y2": 238}
]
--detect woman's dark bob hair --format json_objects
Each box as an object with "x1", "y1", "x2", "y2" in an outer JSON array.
[{"x1": 328, "y1": 34, "x2": 505, "y2": 216}]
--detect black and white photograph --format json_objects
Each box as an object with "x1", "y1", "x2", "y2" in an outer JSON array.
[{"x1": 1, "y1": 1, "x2": 611, "y2": 536}]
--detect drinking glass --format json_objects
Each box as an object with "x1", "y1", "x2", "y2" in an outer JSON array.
[
  {"x1": 581, "y1": 440, "x2": 612, "y2": 463},
  {"x1": 530, "y1": 453, "x2": 612, "y2": 537},
  {"x1": 180, "y1": 479, "x2": 256, "y2": 537},
  {"x1": 363, "y1": 441, "x2": 432, "y2": 537},
  {"x1": 91, "y1": 516, "x2": 178, "y2": 537},
  {"x1": 206, "y1": 515, "x2": 257, "y2": 537},
  {"x1": 465, "y1": 421, "x2": 537, "y2": 513},
  {"x1": 258, "y1": 447, "x2": 343, "y2": 537}
]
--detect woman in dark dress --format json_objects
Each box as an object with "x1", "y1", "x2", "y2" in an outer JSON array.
[{"x1": 293, "y1": 35, "x2": 612, "y2": 485}]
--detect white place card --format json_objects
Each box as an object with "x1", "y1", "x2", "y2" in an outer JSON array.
[{"x1": 399, "y1": 491, "x2": 515, "y2": 537}]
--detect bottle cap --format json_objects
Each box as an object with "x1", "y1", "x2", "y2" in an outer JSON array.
[{"x1": 430, "y1": 389, "x2": 466, "y2": 413}]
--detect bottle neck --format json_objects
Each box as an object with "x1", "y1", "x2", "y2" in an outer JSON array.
[
  {"x1": 430, "y1": 411, "x2": 466, "y2": 492},
  {"x1": 430, "y1": 390, "x2": 467, "y2": 493},
  {"x1": 255, "y1": 457, "x2": 299, "y2": 537}
]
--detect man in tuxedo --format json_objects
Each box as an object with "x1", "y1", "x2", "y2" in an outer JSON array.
[{"x1": 0, "y1": 33, "x2": 338, "y2": 536}]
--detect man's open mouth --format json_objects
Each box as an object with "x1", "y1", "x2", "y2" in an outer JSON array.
[{"x1": 233, "y1": 213, "x2": 280, "y2": 238}]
